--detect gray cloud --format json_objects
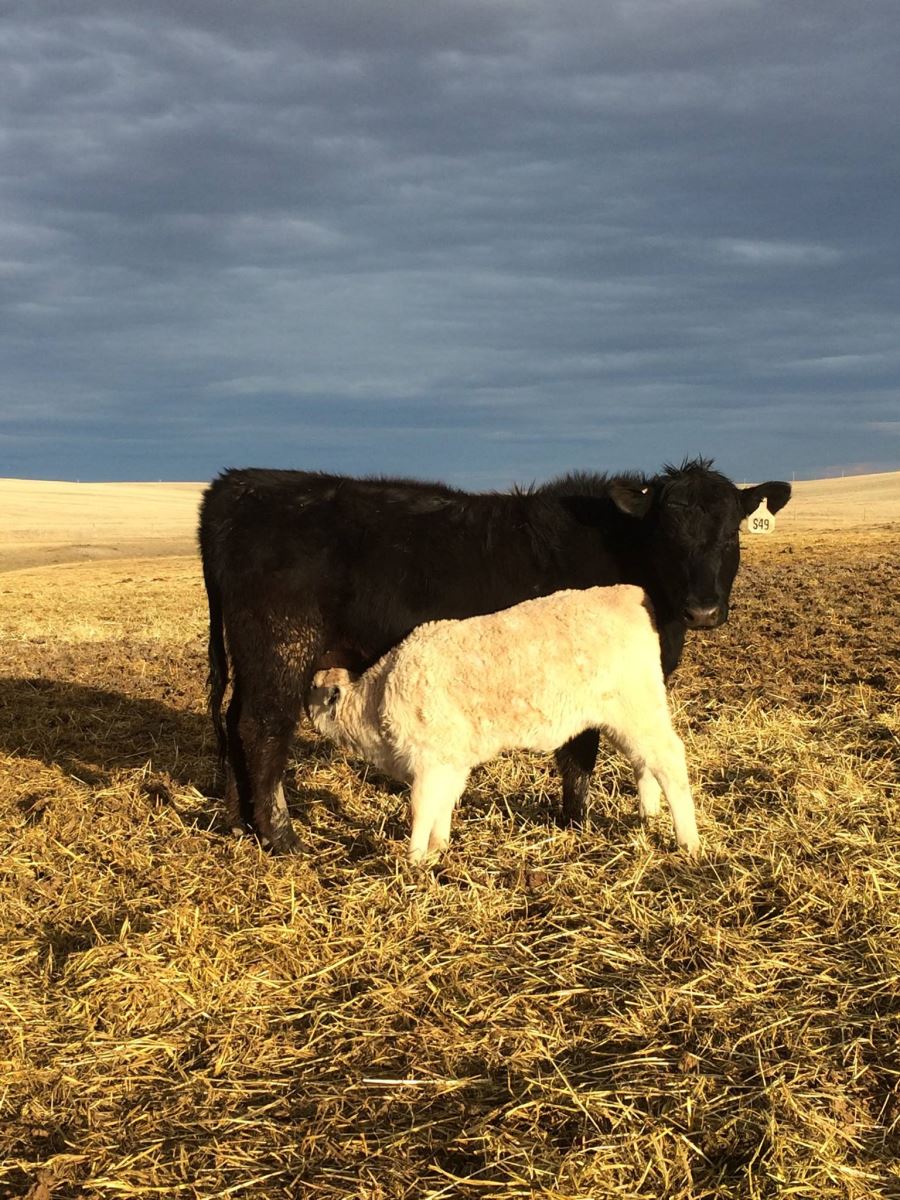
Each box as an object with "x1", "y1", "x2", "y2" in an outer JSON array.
[{"x1": 2, "y1": 0, "x2": 899, "y2": 483}]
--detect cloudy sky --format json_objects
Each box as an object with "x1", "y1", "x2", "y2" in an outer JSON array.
[{"x1": 3, "y1": 0, "x2": 899, "y2": 485}]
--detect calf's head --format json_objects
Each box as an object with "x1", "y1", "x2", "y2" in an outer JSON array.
[
  {"x1": 307, "y1": 667, "x2": 354, "y2": 732},
  {"x1": 610, "y1": 458, "x2": 791, "y2": 628}
]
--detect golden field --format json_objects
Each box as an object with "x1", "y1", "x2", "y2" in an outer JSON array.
[
  {"x1": 0, "y1": 470, "x2": 898, "y2": 571},
  {"x1": 0, "y1": 473, "x2": 898, "y2": 1198}
]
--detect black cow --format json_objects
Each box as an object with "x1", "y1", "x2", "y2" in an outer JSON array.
[{"x1": 198, "y1": 458, "x2": 790, "y2": 852}]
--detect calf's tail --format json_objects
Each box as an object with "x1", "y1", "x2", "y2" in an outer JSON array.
[{"x1": 202, "y1": 560, "x2": 229, "y2": 762}]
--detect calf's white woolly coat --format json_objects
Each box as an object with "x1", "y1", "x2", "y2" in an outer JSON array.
[{"x1": 308, "y1": 585, "x2": 699, "y2": 861}]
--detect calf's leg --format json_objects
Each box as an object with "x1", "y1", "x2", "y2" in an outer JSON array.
[
  {"x1": 408, "y1": 765, "x2": 469, "y2": 863},
  {"x1": 603, "y1": 700, "x2": 700, "y2": 855},
  {"x1": 635, "y1": 768, "x2": 662, "y2": 820},
  {"x1": 642, "y1": 733, "x2": 698, "y2": 855},
  {"x1": 555, "y1": 728, "x2": 600, "y2": 826}
]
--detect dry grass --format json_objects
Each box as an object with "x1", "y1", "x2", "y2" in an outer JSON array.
[
  {"x1": 1, "y1": 532, "x2": 898, "y2": 1198},
  {"x1": 776, "y1": 472, "x2": 900, "y2": 535},
  {"x1": 0, "y1": 481, "x2": 202, "y2": 571}
]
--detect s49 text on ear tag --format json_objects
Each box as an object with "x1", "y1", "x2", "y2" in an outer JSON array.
[{"x1": 745, "y1": 501, "x2": 775, "y2": 535}]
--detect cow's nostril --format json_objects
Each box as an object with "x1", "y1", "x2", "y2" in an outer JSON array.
[{"x1": 685, "y1": 605, "x2": 720, "y2": 628}]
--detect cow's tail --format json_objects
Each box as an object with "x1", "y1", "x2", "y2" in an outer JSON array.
[{"x1": 203, "y1": 558, "x2": 229, "y2": 763}]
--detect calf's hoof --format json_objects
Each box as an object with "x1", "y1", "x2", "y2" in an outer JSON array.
[
  {"x1": 408, "y1": 844, "x2": 446, "y2": 867},
  {"x1": 408, "y1": 848, "x2": 433, "y2": 867}
]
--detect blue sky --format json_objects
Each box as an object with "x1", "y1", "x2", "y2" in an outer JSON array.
[{"x1": 2, "y1": 0, "x2": 899, "y2": 486}]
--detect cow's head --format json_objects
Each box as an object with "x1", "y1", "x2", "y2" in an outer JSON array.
[
  {"x1": 308, "y1": 666, "x2": 354, "y2": 730},
  {"x1": 610, "y1": 458, "x2": 791, "y2": 629}
]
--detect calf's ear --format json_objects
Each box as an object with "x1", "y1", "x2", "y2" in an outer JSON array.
[
  {"x1": 609, "y1": 481, "x2": 653, "y2": 518},
  {"x1": 739, "y1": 480, "x2": 792, "y2": 516}
]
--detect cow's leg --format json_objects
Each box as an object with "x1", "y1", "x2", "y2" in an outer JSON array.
[
  {"x1": 408, "y1": 765, "x2": 469, "y2": 863},
  {"x1": 239, "y1": 709, "x2": 303, "y2": 854},
  {"x1": 222, "y1": 609, "x2": 322, "y2": 852},
  {"x1": 223, "y1": 765, "x2": 244, "y2": 836},
  {"x1": 223, "y1": 685, "x2": 251, "y2": 835},
  {"x1": 555, "y1": 728, "x2": 600, "y2": 827}
]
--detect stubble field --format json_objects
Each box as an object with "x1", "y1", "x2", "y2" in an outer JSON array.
[{"x1": 1, "y1": 477, "x2": 898, "y2": 1199}]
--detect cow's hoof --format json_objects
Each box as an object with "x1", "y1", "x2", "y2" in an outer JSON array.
[
  {"x1": 267, "y1": 828, "x2": 302, "y2": 855},
  {"x1": 555, "y1": 810, "x2": 588, "y2": 831}
]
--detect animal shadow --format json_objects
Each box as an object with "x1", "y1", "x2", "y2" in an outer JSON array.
[
  {"x1": 0, "y1": 675, "x2": 351, "y2": 841},
  {"x1": 0, "y1": 675, "x2": 214, "y2": 792}
]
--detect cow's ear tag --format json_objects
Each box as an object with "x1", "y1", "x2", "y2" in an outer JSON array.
[{"x1": 744, "y1": 501, "x2": 775, "y2": 535}]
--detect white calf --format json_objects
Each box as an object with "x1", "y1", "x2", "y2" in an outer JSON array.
[{"x1": 308, "y1": 585, "x2": 699, "y2": 861}]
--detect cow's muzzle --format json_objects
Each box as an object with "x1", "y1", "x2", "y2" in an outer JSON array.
[{"x1": 683, "y1": 604, "x2": 722, "y2": 629}]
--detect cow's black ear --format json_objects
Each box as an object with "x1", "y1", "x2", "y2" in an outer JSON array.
[
  {"x1": 740, "y1": 480, "x2": 792, "y2": 516},
  {"x1": 609, "y1": 481, "x2": 653, "y2": 518}
]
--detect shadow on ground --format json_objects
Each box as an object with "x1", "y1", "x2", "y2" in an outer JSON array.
[
  {"x1": 0, "y1": 675, "x2": 374, "y2": 847},
  {"x1": 0, "y1": 675, "x2": 215, "y2": 790}
]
